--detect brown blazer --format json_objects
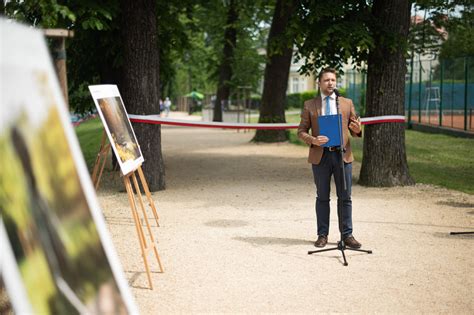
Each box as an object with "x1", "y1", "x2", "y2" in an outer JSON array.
[{"x1": 298, "y1": 96, "x2": 361, "y2": 165}]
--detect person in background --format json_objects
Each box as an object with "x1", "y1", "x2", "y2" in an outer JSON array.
[{"x1": 164, "y1": 97, "x2": 171, "y2": 117}]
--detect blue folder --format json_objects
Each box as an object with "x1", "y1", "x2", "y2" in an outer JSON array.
[{"x1": 318, "y1": 114, "x2": 342, "y2": 147}]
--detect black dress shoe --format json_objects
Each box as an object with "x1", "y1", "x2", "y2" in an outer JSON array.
[
  {"x1": 344, "y1": 236, "x2": 362, "y2": 249},
  {"x1": 314, "y1": 235, "x2": 328, "y2": 248}
]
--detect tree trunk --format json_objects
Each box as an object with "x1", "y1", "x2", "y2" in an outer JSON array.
[
  {"x1": 120, "y1": 0, "x2": 165, "y2": 191},
  {"x1": 359, "y1": 0, "x2": 414, "y2": 186},
  {"x1": 98, "y1": 29, "x2": 123, "y2": 87},
  {"x1": 213, "y1": 0, "x2": 238, "y2": 122},
  {"x1": 253, "y1": 0, "x2": 294, "y2": 142}
]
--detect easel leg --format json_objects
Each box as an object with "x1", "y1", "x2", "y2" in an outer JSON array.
[
  {"x1": 94, "y1": 144, "x2": 110, "y2": 190},
  {"x1": 91, "y1": 131, "x2": 111, "y2": 190},
  {"x1": 91, "y1": 131, "x2": 107, "y2": 185},
  {"x1": 137, "y1": 166, "x2": 160, "y2": 227},
  {"x1": 124, "y1": 176, "x2": 154, "y2": 290},
  {"x1": 131, "y1": 173, "x2": 164, "y2": 273}
]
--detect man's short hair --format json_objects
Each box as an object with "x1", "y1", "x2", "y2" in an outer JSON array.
[{"x1": 318, "y1": 67, "x2": 337, "y2": 81}]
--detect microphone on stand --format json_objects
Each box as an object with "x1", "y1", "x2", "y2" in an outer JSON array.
[{"x1": 333, "y1": 88, "x2": 340, "y2": 97}]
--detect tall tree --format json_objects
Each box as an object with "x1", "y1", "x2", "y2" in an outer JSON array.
[
  {"x1": 120, "y1": 0, "x2": 165, "y2": 190},
  {"x1": 253, "y1": 0, "x2": 295, "y2": 142},
  {"x1": 213, "y1": 0, "x2": 238, "y2": 122},
  {"x1": 359, "y1": 0, "x2": 414, "y2": 186}
]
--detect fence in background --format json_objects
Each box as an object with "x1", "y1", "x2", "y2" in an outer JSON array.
[{"x1": 344, "y1": 55, "x2": 474, "y2": 132}]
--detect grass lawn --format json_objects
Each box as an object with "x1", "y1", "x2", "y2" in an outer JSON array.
[
  {"x1": 75, "y1": 118, "x2": 104, "y2": 169},
  {"x1": 75, "y1": 115, "x2": 473, "y2": 195},
  {"x1": 403, "y1": 131, "x2": 473, "y2": 194}
]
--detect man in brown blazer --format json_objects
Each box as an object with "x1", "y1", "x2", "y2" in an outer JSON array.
[{"x1": 298, "y1": 68, "x2": 362, "y2": 249}]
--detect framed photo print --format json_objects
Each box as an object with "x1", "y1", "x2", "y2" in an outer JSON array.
[
  {"x1": 0, "y1": 20, "x2": 138, "y2": 314},
  {"x1": 88, "y1": 85, "x2": 144, "y2": 175}
]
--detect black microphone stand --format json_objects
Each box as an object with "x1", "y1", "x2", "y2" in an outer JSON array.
[{"x1": 308, "y1": 90, "x2": 372, "y2": 266}]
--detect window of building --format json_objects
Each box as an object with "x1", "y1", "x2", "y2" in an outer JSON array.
[
  {"x1": 292, "y1": 77, "x2": 299, "y2": 93},
  {"x1": 300, "y1": 80, "x2": 306, "y2": 92}
]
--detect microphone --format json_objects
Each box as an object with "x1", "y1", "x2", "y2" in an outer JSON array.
[{"x1": 333, "y1": 88, "x2": 340, "y2": 110}]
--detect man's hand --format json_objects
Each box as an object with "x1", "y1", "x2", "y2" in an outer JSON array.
[
  {"x1": 312, "y1": 135, "x2": 329, "y2": 146},
  {"x1": 349, "y1": 117, "x2": 361, "y2": 134}
]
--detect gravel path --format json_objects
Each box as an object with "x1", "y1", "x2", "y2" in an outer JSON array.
[{"x1": 97, "y1": 116, "x2": 474, "y2": 314}]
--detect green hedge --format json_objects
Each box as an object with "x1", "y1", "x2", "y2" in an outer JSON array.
[
  {"x1": 286, "y1": 88, "x2": 347, "y2": 110},
  {"x1": 286, "y1": 93, "x2": 302, "y2": 108},
  {"x1": 249, "y1": 88, "x2": 348, "y2": 110}
]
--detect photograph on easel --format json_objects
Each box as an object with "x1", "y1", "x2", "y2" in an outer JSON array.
[
  {"x1": 0, "y1": 21, "x2": 137, "y2": 314},
  {"x1": 88, "y1": 85, "x2": 144, "y2": 176}
]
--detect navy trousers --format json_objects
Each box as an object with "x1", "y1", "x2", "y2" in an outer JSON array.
[{"x1": 312, "y1": 149, "x2": 353, "y2": 238}]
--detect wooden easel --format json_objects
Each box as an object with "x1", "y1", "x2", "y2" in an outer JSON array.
[
  {"x1": 123, "y1": 165, "x2": 163, "y2": 289},
  {"x1": 91, "y1": 131, "x2": 111, "y2": 190},
  {"x1": 91, "y1": 131, "x2": 163, "y2": 289}
]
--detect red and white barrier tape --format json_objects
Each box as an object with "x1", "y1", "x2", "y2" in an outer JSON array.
[
  {"x1": 128, "y1": 114, "x2": 405, "y2": 130},
  {"x1": 359, "y1": 115, "x2": 406, "y2": 125}
]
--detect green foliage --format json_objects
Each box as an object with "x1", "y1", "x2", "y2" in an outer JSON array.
[
  {"x1": 409, "y1": 1, "x2": 474, "y2": 61},
  {"x1": 409, "y1": 4, "x2": 445, "y2": 55},
  {"x1": 157, "y1": 1, "x2": 199, "y2": 99},
  {"x1": 299, "y1": 91, "x2": 318, "y2": 109},
  {"x1": 5, "y1": 0, "x2": 196, "y2": 113},
  {"x1": 231, "y1": 31, "x2": 266, "y2": 93},
  {"x1": 3, "y1": 0, "x2": 275, "y2": 114},
  {"x1": 171, "y1": 1, "x2": 271, "y2": 100},
  {"x1": 419, "y1": 3, "x2": 474, "y2": 83},
  {"x1": 5, "y1": 0, "x2": 122, "y2": 114},
  {"x1": 286, "y1": 93, "x2": 302, "y2": 109},
  {"x1": 294, "y1": 1, "x2": 373, "y2": 75},
  {"x1": 285, "y1": 89, "x2": 350, "y2": 110},
  {"x1": 170, "y1": 4, "x2": 221, "y2": 99},
  {"x1": 439, "y1": 5, "x2": 474, "y2": 58},
  {"x1": 4, "y1": 0, "x2": 117, "y2": 30},
  {"x1": 5, "y1": 0, "x2": 76, "y2": 28},
  {"x1": 67, "y1": 27, "x2": 122, "y2": 113},
  {"x1": 295, "y1": 1, "x2": 471, "y2": 77},
  {"x1": 285, "y1": 90, "x2": 317, "y2": 109},
  {"x1": 433, "y1": 56, "x2": 474, "y2": 81},
  {"x1": 300, "y1": 90, "x2": 318, "y2": 101}
]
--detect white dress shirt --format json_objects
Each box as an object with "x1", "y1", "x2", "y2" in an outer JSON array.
[{"x1": 320, "y1": 92, "x2": 337, "y2": 116}]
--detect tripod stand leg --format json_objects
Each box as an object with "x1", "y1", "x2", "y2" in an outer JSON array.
[
  {"x1": 340, "y1": 248, "x2": 348, "y2": 266},
  {"x1": 308, "y1": 241, "x2": 372, "y2": 266},
  {"x1": 308, "y1": 246, "x2": 339, "y2": 255},
  {"x1": 346, "y1": 248, "x2": 373, "y2": 254}
]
